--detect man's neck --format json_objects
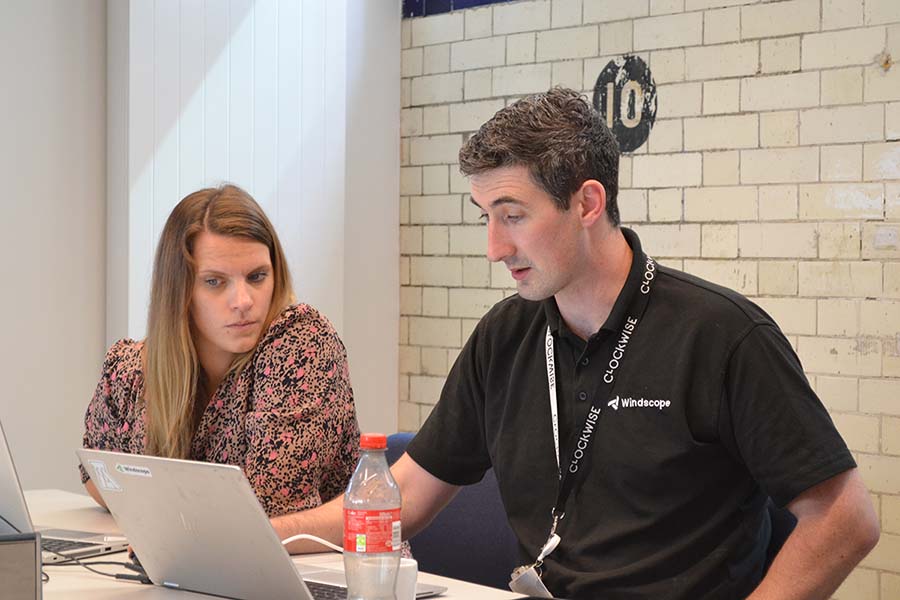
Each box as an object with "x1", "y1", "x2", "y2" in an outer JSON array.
[{"x1": 555, "y1": 228, "x2": 633, "y2": 341}]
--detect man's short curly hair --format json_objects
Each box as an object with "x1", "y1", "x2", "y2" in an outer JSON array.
[{"x1": 458, "y1": 87, "x2": 620, "y2": 225}]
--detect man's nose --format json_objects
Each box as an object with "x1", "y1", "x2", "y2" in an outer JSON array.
[{"x1": 485, "y1": 221, "x2": 513, "y2": 263}]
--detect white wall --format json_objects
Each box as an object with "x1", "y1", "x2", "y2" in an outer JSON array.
[
  {"x1": 344, "y1": 2, "x2": 401, "y2": 434},
  {"x1": 109, "y1": 0, "x2": 400, "y2": 433},
  {"x1": 0, "y1": 0, "x2": 107, "y2": 491}
]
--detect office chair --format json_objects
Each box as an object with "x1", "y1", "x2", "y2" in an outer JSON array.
[
  {"x1": 764, "y1": 498, "x2": 797, "y2": 572},
  {"x1": 386, "y1": 432, "x2": 521, "y2": 590}
]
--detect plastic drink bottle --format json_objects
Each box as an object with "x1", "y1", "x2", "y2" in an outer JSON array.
[{"x1": 343, "y1": 433, "x2": 402, "y2": 600}]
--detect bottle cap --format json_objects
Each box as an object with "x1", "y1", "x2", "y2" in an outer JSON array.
[{"x1": 360, "y1": 433, "x2": 388, "y2": 450}]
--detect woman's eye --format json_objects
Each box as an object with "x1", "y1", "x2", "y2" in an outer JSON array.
[
  {"x1": 204, "y1": 278, "x2": 220, "y2": 288},
  {"x1": 248, "y1": 271, "x2": 268, "y2": 283},
  {"x1": 505, "y1": 214, "x2": 522, "y2": 223}
]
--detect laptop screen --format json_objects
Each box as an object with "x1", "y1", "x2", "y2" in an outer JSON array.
[{"x1": 0, "y1": 419, "x2": 36, "y2": 536}]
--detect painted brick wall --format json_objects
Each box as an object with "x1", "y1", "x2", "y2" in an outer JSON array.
[{"x1": 398, "y1": 1, "x2": 900, "y2": 595}]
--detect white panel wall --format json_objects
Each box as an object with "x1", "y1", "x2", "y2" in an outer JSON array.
[
  {"x1": 109, "y1": 0, "x2": 400, "y2": 433},
  {"x1": 0, "y1": 0, "x2": 107, "y2": 491},
  {"x1": 345, "y1": 2, "x2": 401, "y2": 434}
]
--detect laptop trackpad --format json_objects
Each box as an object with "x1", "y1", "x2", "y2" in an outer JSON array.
[
  {"x1": 37, "y1": 528, "x2": 108, "y2": 542},
  {"x1": 297, "y1": 565, "x2": 447, "y2": 599},
  {"x1": 295, "y1": 565, "x2": 347, "y2": 584}
]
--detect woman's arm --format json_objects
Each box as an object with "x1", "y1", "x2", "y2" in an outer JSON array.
[
  {"x1": 80, "y1": 339, "x2": 143, "y2": 508},
  {"x1": 243, "y1": 305, "x2": 361, "y2": 516},
  {"x1": 83, "y1": 478, "x2": 108, "y2": 509}
]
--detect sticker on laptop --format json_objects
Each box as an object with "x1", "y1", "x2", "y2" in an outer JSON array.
[
  {"x1": 115, "y1": 463, "x2": 152, "y2": 477},
  {"x1": 88, "y1": 460, "x2": 123, "y2": 492}
]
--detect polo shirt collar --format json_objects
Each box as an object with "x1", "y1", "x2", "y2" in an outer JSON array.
[{"x1": 542, "y1": 227, "x2": 647, "y2": 342}]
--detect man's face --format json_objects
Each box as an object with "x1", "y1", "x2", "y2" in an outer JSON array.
[{"x1": 470, "y1": 165, "x2": 584, "y2": 301}]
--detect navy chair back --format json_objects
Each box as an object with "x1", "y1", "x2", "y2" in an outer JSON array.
[
  {"x1": 386, "y1": 432, "x2": 520, "y2": 590},
  {"x1": 764, "y1": 498, "x2": 797, "y2": 572}
]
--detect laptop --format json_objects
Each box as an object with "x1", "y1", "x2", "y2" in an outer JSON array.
[
  {"x1": 0, "y1": 419, "x2": 129, "y2": 564},
  {"x1": 77, "y1": 448, "x2": 446, "y2": 600}
]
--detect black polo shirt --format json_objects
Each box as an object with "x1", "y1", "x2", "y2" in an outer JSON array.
[{"x1": 407, "y1": 227, "x2": 855, "y2": 600}]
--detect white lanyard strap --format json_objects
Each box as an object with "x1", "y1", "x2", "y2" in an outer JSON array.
[{"x1": 545, "y1": 327, "x2": 560, "y2": 475}]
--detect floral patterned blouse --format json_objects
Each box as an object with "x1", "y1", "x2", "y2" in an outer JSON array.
[{"x1": 80, "y1": 304, "x2": 361, "y2": 517}]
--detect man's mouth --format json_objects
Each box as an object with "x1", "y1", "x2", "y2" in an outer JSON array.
[{"x1": 510, "y1": 267, "x2": 531, "y2": 281}]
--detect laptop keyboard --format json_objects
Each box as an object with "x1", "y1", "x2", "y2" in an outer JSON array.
[
  {"x1": 305, "y1": 581, "x2": 348, "y2": 600},
  {"x1": 42, "y1": 538, "x2": 94, "y2": 554}
]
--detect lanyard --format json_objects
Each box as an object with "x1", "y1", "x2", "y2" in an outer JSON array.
[{"x1": 540, "y1": 253, "x2": 657, "y2": 557}]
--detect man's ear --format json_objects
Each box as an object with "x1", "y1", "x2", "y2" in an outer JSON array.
[{"x1": 576, "y1": 180, "x2": 607, "y2": 227}]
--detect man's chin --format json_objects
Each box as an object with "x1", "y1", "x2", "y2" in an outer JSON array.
[{"x1": 515, "y1": 283, "x2": 552, "y2": 302}]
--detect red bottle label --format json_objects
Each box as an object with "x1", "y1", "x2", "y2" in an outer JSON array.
[{"x1": 343, "y1": 508, "x2": 401, "y2": 553}]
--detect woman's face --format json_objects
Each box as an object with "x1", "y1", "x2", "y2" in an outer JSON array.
[{"x1": 189, "y1": 231, "x2": 274, "y2": 373}]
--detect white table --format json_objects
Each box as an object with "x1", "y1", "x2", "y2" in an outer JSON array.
[{"x1": 27, "y1": 489, "x2": 520, "y2": 599}]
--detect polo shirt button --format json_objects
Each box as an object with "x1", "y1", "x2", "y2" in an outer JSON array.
[
  {"x1": 578, "y1": 391, "x2": 587, "y2": 401},
  {"x1": 581, "y1": 357, "x2": 589, "y2": 366}
]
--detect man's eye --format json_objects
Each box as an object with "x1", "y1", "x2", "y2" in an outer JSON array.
[{"x1": 505, "y1": 214, "x2": 522, "y2": 223}]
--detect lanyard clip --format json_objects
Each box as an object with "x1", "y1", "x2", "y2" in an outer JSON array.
[
  {"x1": 534, "y1": 510, "x2": 563, "y2": 565},
  {"x1": 549, "y1": 509, "x2": 564, "y2": 536}
]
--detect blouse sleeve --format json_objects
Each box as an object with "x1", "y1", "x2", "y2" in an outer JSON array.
[
  {"x1": 80, "y1": 340, "x2": 144, "y2": 483},
  {"x1": 244, "y1": 305, "x2": 361, "y2": 517}
]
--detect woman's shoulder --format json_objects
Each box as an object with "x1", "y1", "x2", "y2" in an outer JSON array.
[
  {"x1": 261, "y1": 303, "x2": 341, "y2": 345},
  {"x1": 101, "y1": 339, "x2": 144, "y2": 377}
]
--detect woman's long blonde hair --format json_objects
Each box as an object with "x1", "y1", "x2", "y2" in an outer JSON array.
[{"x1": 144, "y1": 184, "x2": 294, "y2": 458}]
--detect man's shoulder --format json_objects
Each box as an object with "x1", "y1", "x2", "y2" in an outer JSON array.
[
  {"x1": 461, "y1": 294, "x2": 548, "y2": 355},
  {"x1": 656, "y1": 264, "x2": 774, "y2": 328},
  {"x1": 480, "y1": 293, "x2": 545, "y2": 328}
]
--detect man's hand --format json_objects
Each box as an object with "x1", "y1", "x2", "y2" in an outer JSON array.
[{"x1": 748, "y1": 468, "x2": 879, "y2": 599}]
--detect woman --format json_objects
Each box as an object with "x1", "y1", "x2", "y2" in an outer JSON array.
[{"x1": 80, "y1": 184, "x2": 359, "y2": 518}]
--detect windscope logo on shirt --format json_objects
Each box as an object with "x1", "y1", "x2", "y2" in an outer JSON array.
[{"x1": 608, "y1": 395, "x2": 671, "y2": 411}]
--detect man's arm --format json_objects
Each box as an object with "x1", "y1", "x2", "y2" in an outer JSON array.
[
  {"x1": 747, "y1": 468, "x2": 879, "y2": 600},
  {"x1": 272, "y1": 453, "x2": 461, "y2": 554}
]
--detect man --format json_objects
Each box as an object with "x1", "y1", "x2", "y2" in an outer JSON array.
[{"x1": 274, "y1": 88, "x2": 879, "y2": 599}]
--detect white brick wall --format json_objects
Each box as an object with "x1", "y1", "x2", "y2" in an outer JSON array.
[
  {"x1": 685, "y1": 41, "x2": 758, "y2": 80},
  {"x1": 801, "y1": 27, "x2": 888, "y2": 70},
  {"x1": 507, "y1": 32, "x2": 536, "y2": 64},
  {"x1": 741, "y1": 0, "x2": 820, "y2": 39},
  {"x1": 583, "y1": 1, "x2": 648, "y2": 23},
  {"x1": 536, "y1": 26, "x2": 598, "y2": 60},
  {"x1": 741, "y1": 147, "x2": 819, "y2": 184},
  {"x1": 633, "y1": 153, "x2": 703, "y2": 187},
  {"x1": 822, "y1": 67, "x2": 864, "y2": 106},
  {"x1": 760, "y1": 36, "x2": 800, "y2": 74},
  {"x1": 799, "y1": 184, "x2": 884, "y2": 220},
  {"x1": 634, "y1": 13, "x2": 703, "y2": 51},
  {"x1": 704, "y1": 8, "x2": 740, "y2": 45},
  {"x1": 493, "y1": 63, "x2": 552, "y2": 95},
  {"x1": 400, "y1": 2, "x2": 900, "y2": 587},
  {"x1": 800, "y1": 105, "x2": 885, "y2": 145},
  {"x1": 741, "y1": 72, "x2": 820, "y2": 112},
  {"x1": 702, "y1": 79, "x2": 740, "y2": 114},
  {"x1": 494, "y1": 0, "x2": 551, "y2": 34},
  {"x1": 685, "y1": 186, "x2": 757, "y2": 221},
  {"x1": 451, "y1": 37, "x2": 506, "y2": 71},
  {"x1": 684, "y1": 114, "x2": 758, "y2": 150}
]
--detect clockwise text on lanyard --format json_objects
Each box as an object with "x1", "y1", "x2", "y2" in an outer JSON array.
[{"x1": 546, "y1": 253, "x2": 656, "y2": 489}]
